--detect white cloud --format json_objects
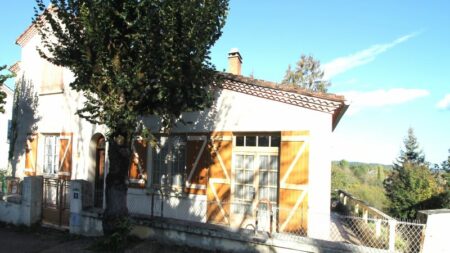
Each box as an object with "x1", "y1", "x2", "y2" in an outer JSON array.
[
  {"x1": 339, "y1": 88, "x2": 430, "y2": 115},
  {"x1": 323, "y1": 32, "x2": 419, "y2": 79},
  {"x1": 437, "y1": 94, "x2": 450, "y2": 110}
]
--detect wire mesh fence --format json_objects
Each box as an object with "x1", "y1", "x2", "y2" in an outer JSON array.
[
  {"x1": 127, "y1": 192, "x2": 425, "y2": 253},
  {"x1": 330, "y1": 214, "x2": 426, "y2": 253}
]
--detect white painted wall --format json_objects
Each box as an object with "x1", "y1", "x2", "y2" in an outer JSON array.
[
  {"x1": 13, "y1": 31, "x2": 107, "y2": 183},
  {"x1": 0, "y1": 85, "x2": 13, "y2": 170},
  {"x1": 127, "y1": 188, "x2": 207, "y2": 223},
  {"x1": 421, "y1": 209, "x2": 450, "y2": 253},
  {"x1": 145, "y1": 89, "x2": 334, "y2": 238}
]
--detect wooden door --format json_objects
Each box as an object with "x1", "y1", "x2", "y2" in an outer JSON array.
[
  {"x1": 24, "y1": 134, "x2": 38, "y2": 176},
  {"x1": 278, "y1": 131, "x2": 309, "y2": 235},
  {"x1": 185, "y1": 135, "x2": 209, "y2": 195},
  {"x1": 206, "y1": 132, "x2": 232, "y2": 224}
]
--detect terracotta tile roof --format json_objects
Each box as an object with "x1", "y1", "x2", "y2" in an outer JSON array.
[
  {"x1": 8, "y1": 61, "x2": 21, "y2": 74},
  {"x1": 218, "y1": 72, "x2": 349, "y2": 130},
  {"x1": 16, "y1": 23, "x2": 38, "y2": 47}
]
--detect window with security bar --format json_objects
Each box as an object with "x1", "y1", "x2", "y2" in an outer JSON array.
[{"x1": 151, "y1": 135, "x2": 187, "y2": 189}]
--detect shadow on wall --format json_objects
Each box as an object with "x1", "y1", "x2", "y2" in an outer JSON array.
[{"x1": 9, "y1": 75, "x2": 40, "y2": 177}]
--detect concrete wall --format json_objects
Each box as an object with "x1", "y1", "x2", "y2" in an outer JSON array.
[
  {"x1": 130, "y1": 217, "x2": 377, "y2": 253},
  {"x1": 70, "y1": 180, "x2": 103, "y2": 236},
  {"x1": 127, "y1": 188, "x2": 207, "y2": 223},
  {"x1": 0, "y1": 176, "x2": 43, "y2": 226},
  {"x1": 419, "y1": 209, "x2": 450, "y2": 253}
]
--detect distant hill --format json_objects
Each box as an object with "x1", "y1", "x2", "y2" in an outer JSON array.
[{"x1": 331, "y1": 160, "x2": 392, "y2": 211}]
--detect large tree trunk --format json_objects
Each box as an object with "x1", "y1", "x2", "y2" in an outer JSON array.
[{"x1": 102, "y1": 135, "x2": 131, "y2": 235}]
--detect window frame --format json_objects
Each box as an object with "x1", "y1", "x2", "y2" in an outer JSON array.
[
  {"x1": 149, "y1": 135, "x2": 187, "y2": 191},
  {"x1": 231, "y1": 133, "x2": 280, "y2": 215}
]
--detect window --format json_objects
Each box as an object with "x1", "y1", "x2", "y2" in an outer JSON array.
[
  {"x1": 43, "y1": 135, "x2": 60, "y2": 175},
  {"x1": 41, "y1": 60, "x2": 63, "y2": 94},
  {"x1": 235, "y1": 135, "x2": 280, "y2": 147},
  {"x1": 233, "y1": 134, "x2": 280, "y2": 214},
  {"x1": 152, "y1": 136, "x2": 186, "y2": 188}
]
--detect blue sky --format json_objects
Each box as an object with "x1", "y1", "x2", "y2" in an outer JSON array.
[{"x1": 1, "y1": 1, "x2": 449, "y2": 165}]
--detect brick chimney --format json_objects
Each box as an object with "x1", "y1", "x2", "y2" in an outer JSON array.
[{"x1": 228, "y1": 48, "x2": 242, "y2": 75}]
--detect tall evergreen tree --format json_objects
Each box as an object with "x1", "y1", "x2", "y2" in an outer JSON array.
[
  {"x1": 0, "y1": 65, "x2": 14, "y2": 114},
  {"x1": 281, "y1": 54, "x2": 330, "y2": 92},
  {"x1": 384, "y1": 128, "x2": 438, "y2": 219},
  {"x1": 34, "y1": 0, "x2": 228, "y2": 234},
  {"x1": 396, "y1": 127, "x2": 426, "y2": 166}
]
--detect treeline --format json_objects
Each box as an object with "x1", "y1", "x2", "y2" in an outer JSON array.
[
  {"x1": 331, "y1": 160, "x2": 391, "y2": 211},
  {"x1": 332, "y1": 127, "x2": 450, "y2": 219}
]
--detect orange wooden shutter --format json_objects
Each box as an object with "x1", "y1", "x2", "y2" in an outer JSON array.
[
  {"x1": 129, "y1": 139, "x2": 148, "y2": 188},
  {"x1": 206, "y1": 132, "x2": 232, "y2": 224},
  {"x1": 58, "y1": 134, "x2": 72, "y2": 180},
  {"x1": 185, "y1": 135, "x2": 209, "y2": 195},
  {"x1": 278, "y1": 131, "x2": 309, "y2": 234},
  {"x1": 24, "y1": 134, "x2": 38, "y2": 176}
]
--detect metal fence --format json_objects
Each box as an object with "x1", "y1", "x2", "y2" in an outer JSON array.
[
  {"x1": 330, "y1": 214, "x2": 426, "y2": 253},
  {"x1": 127, "y1": 193, "x2": 425, "y2": 253}
]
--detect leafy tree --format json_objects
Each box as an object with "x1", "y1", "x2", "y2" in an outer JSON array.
[
  {"x1": 331, "y1": 161, "x2": 389, "y2": 210},
  {"x1": 384, "y1": 129, "x2": 439, "y2": 219},
  {"x1": 35, "y1": 0, "x2": 228, "y2": 234},
  {"x1": 281, "y1": 54, "x2": 330, "y2": 92},
  {"x1": 0, "y1": 65, "x2": 14, "y2": 114},
  {"x1": 384, "y1": 162, "x2": 440, "y2": 219}
]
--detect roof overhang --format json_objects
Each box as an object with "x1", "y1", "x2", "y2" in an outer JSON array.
[{"x1": 218, "y1": 73, "x2": 348, "y2": 131}]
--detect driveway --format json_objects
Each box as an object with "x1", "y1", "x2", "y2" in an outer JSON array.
[{"x1": 0, "y1": 223, "x2": 221, "y2": 253}]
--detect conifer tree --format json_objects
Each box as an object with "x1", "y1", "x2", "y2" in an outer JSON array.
[
  {"x1": 384, "y1": 128, "x2": 438, "y2": 219},
  {"x1": 34, "y1": 0, "x2": 228, "y2": 234},
  {"x1": 396, "y1": 127, "x2": 426, "y2": 166}
]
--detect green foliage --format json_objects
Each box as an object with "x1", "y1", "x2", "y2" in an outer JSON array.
[
  {"x1": 281, "y1": 54, "x2": 330, "y2": 92},
  {"x1": 34, "y1": 0, "x2": 229, "y2": 136},
  {"x1": 0, "y1": 65, "x2": 14, "y2": 114},
  {"x1": 384, "y1": 162, "x2": 439, "y2": 219},
  {"x1": 332, "y1": 160, "x2": 390, "y2": 210},
  {"x1": 384, "y1": 129, "x2": 440, "y2": 219},
  {"x1": 34, "y1": 0, "x2": 229, "y2": 235},
  {"x1": 90, "y1": 217, "x2": 133, "y2": 252}
]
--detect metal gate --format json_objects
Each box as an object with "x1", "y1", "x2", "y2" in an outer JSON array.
[{"x1": 42, "y1": 178, "x2": 70, "y2": 227}]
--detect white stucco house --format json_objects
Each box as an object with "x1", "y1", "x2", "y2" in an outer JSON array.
[
  {"x1": 10, "y1": 21, "x2": 348, "y2": 240},
  {"x1": 0, "y1": 84, "x2": 13, "y2": 170}
]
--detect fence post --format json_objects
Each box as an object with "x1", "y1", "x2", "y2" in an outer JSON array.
[
  {"x1": 375, "y1": 219, "x2": 382, "y2": 238},
  {"x1": 363, "y1": 209, "x2": 368, "y2": 223},
  {"x1": 388, "y1": 219, "x2": 397, "y2": 251}
]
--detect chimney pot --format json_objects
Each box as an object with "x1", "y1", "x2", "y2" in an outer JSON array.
[{"x1": 228, "y1": 48, "x2": 242, "y2": 75}]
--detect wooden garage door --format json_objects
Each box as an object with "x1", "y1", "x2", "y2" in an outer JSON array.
[
  {"x1": 278, "y1": 131, "x2": 309, "y2": 235},
  {"x1": 206, "y1": 132, "x2": 232, "y2": 224}
]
